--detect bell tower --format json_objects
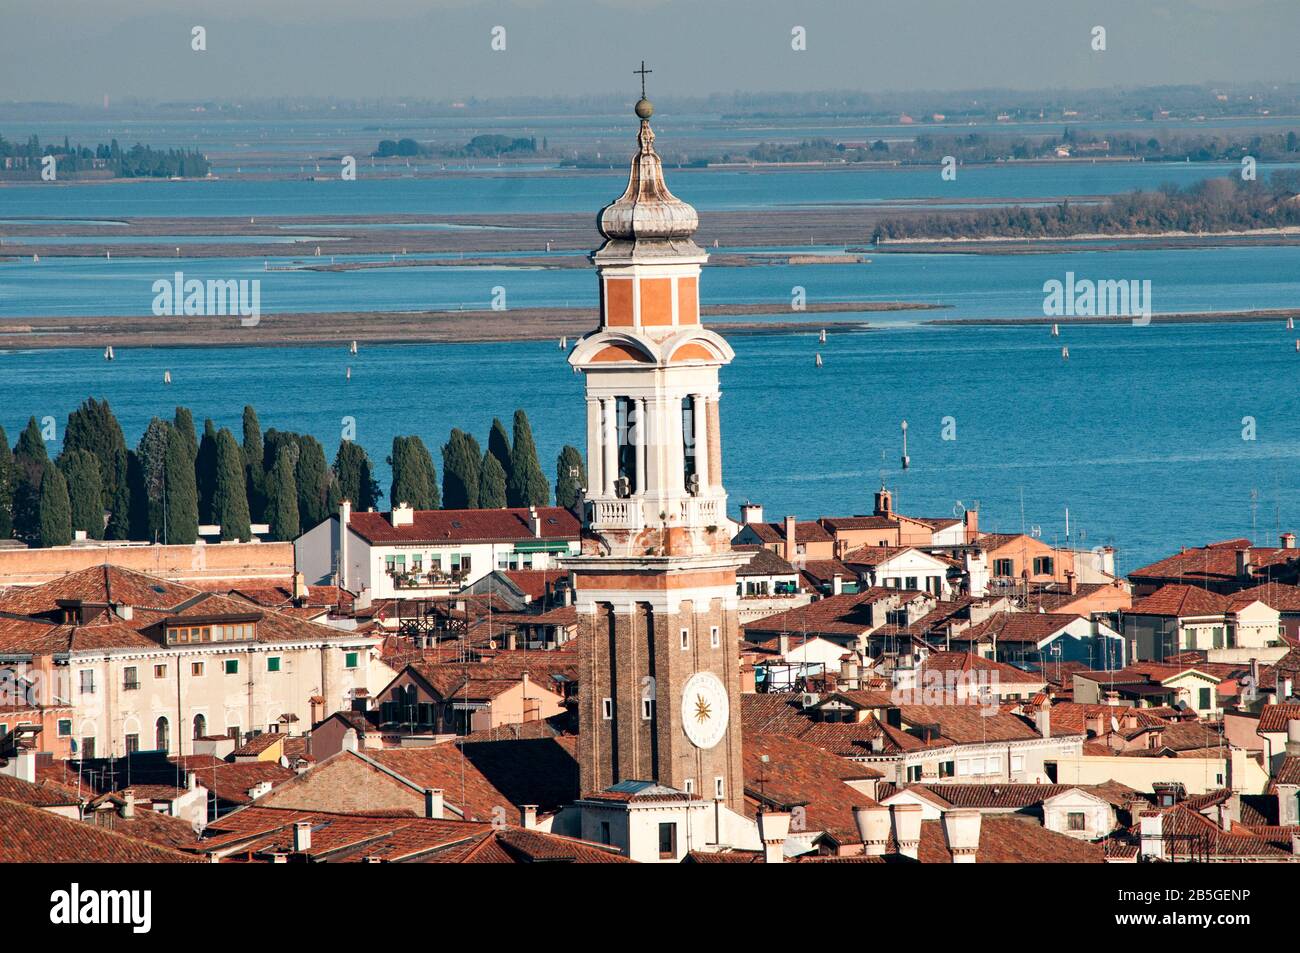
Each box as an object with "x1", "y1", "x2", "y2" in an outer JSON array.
[{"x1": 567, "y1": 85, "x2": 746, "y2": 813}]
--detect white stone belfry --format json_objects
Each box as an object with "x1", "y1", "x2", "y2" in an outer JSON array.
[{"x1": 567, "y1": 97, "x2": 734, "y2": 560}]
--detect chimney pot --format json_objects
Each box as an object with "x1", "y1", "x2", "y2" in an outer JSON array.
[
  {"x1": 853, "y1": 804, "x2": 891, "y2": 856},
  {"x1": 120, "y1": 788, "x2": 136, "y2": 819},
  {"x1": 520, "y1": 804, "x2": 538, "y2": 829},
  {"x1": 293, "y1": 820, "x2": 312, "y2": 852},
  {"x1": 891, "y1": 803, "x2": 923, "y2": 859},
  {"x1": 756, "y1": 810, "x2": 791, "y2": 863},
  {"x1": 941, "y1": 809, "x2": 982, "y2": 863},
  {"x1": 425, "y1": 788, "x2": 445, "y2": 820}
]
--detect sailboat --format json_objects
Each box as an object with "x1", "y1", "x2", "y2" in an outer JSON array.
[
  {"x1": 32, "y1": 254, "x2": 39, "y2": 263},
  {"x1": 104, "y1": 345, "x2": 114, "y2": 361},
  {"x1": 815, "y1": 353, "x2": 823, "y2": 367},
  {"x1": 349, "y1": 340, "x2": 358, "y2": 355},
  {"x1": 819, "y1": 328, "x2": 827, "y2": 344},
  {"x1": 559, "y1": 336, "x2": 567, "y2": 349},
  {"x1": 105, "y1": 250, "x2": 111, "y2": 259},
  {"x1": 163, "y1": 370, "x2": 172, "y2": 384},
  {"x1": 1288, "y1": 316, "x2": 1294, "y2": 330},
  {"x1": 346, "y1": 367, "x2": 352, "y2": 381},
  {"x1": 1061, "y1": 346, "x2": 1069, "y2": 360},
  {"x1": 1051, "y1": 323, "x2": 1059, "y2": 337}
]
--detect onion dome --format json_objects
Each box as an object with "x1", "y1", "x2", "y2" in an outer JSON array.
[{"x1": 597, "y1": 101, "x2": 699, "y2": 242}]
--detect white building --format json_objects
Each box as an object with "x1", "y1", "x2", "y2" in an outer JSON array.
[{"x1": 294, "y1": 500, "x2": 581, "y2": 603}]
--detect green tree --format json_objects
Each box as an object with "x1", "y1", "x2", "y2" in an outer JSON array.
[
  {"x1": 12, "y1": 416, "x2": 49, "y2": 542},
  {"x1": 441, "y1": 428, "x2": 481, "y2": 509},
  {"x1": 332, "y1": 440, "x2": 381, "y2": 512},
  {"x1": 507, "y1": 409, "x2": 549, "y2": 507},
  {"x1": 173, "y1": 407, "x2": 198, "y2": 462},
  {"x1": 58, "y1": 449, "x2": 104, "y2": 540},
  {"x1": 266, "y1": 446, "x2": 300, "y2": 541},
  {"x1": 63, "y1": 399, "x2": 128, "y2": 539},
  {"x1": 163, "y1": 426, "x2": 199, "y2": 544},
  {"x1": 195, "y1": 419, "x2": 219, "y2": 523},
  {"x1": 136, "y1": 417, "x2": 171, "y2": 543},
  {"x1": 487, "y1": 417, "x2": 513, "y2": 489},
  {"x1": 555, "y1": 445, "x2": 586, "y2": 509},
  {"x1": 294, "y1": 434, "x2": 331, "y2": 529},
  {"x1": 242, "y1": 405, "x2": 266, "y2": 522},
  {"x1": 36, "y1": 460, "x2": 72, "y2": 548},
  {"x1": 388, "y1": 435, "x2": 439, "y2": 510},
  {"x1": 212, "y1": 428, "x2": 251, "y2": 541},
  {"x1": 478, "y1": 450, "x2": 507, "y2": 509},
  {"x1": 0, "y1": 424, "x2": 13, "y2": 539}
]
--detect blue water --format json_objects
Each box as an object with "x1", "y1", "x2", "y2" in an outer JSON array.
[
  {"x1": 1, "y1": 321, "x2": 1297, "y2": 572},
  {"x1": 5, "y1": 244, "x2": 1299, "y2": 320},
  {"x1": 3, "y1": 160, "x2": 1295, "y2": 219}
]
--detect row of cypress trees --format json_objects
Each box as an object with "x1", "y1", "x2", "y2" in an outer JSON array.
[{"x1": 0, "y1": 401, "x2": 588, "y2": 549}]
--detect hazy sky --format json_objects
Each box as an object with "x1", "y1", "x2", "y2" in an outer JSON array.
[{"x1": 4, "y1": 0, "x2": 1298, "y2": 103}]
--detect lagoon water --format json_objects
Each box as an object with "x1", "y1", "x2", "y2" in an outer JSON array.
[
  {"x1": 2, "y1": 159, "x2": 1299, "y2": 571},
  {"x1": 2, "y1": 321, "x2": 1297, "y2": 572}
]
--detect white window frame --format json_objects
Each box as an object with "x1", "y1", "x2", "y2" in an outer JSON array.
[
  {"x1": 680, "y1": 628, "x2": 690, "y2": 650},
  {"x1": 601, "y1": 697, "x2": 613, "y2": 720},
  {"x1": 710, "y1": 625, "x2": 720, "y2": 648}
]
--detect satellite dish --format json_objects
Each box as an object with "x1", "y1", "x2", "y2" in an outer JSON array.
[{"x1": 1110, "y1": 716, "x2": 1120, "y2": 733}]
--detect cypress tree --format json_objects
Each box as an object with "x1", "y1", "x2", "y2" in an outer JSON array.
[
  {"x1": 36, "y1": 460, "x2": 72, "y2": 548},
  {"x1": 555, "y1": 445, "x2": 587, "y2": 509},
  {"x1": 478, "y1": 450, "x2": 507, "y2": 509},
  {"x1": 12, "y1": 416, "x2": 49, "y2": 542},
  {"x1": 487, "y1": 417, "x2": 513, "y2": 489},
  {"x1": 63, "y1": 399, "x2": 128, "y2": 539},
  {"x1": 294, "y1": 434, "x2": 331, "y2": 529},
  {"x1": 0, "y1": 424, "x2": 12, "y2": 539},
  {"x1": 267, "y1": 446, "x2": 300, "y2": 541},
  {"x1": 242, "y1": 405, "x2": 266, "y2": 522},
  {"x1": 126, "y1": 451, "x2": 150, "y2": 541},
  {"x1": 441, "y1": 428, "x2": 481, "y2": 509},
  {"x1": 173, "y1": 407, "x2": 198, "y2": 462},
  {"x1": 333, "y1": 440, "x2": 381, "y2": 512},
  {"x1": 507, "y1": 409, "x2": 549, "y2": 507},
  {"x1": 163, "y1": 426, "x2": 199, "y2": 544},
  {"x1": 58, "y1": 449, "x2": 104, "y2": 540},
  {"x1": 136, "y1": 417, "x2": 171, "y2": 543},
  {"x1": 195, "y1": 420, "x2": 219, "y2": 523},
  {"x1": 388, "y1": 436, "x2": 439, "y2": 510},
  {"x1": 212, "y1": 428, "x2": 251, "y2": 541}
]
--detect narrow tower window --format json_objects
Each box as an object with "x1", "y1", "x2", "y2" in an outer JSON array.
[
  {"x1": 616, "y1": 396, "x2": 638, "y2": 494},
  {"x1": 681, "y1": 395, "x2": 697, "y2": 490}
]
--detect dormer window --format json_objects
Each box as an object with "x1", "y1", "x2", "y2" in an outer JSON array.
[{"x1": 166, "y1": 617, "x2": 259, "y2": 645}]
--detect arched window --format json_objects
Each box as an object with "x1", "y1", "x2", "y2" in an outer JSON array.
[
  {"x1": 193, "y1": 714, "x2": 206, "y2": 740},
  {"x1": 155, "y1": 716, "x2": 170, "y2": 753}
]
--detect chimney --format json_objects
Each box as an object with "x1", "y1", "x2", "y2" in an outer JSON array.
[
  {"x1": 1035, "y1": 699, "x2": 1052, "y2": 739},
  {"x1": 853, "y1": 804, "x2": 891, "y2": 856},
  {"x1": 840, "y1": 653, "x2": 860, "y2": 691},
  {"x1": 425, "y1": 788, "x2": 445, "y2": 820},
  {"x1": 740, "y1": 502, "x2": 763, "y2": 525},
  {"x1": 391, "y1": 502, "x2": 414, "y2": 527},
  {"x1": 1085, "y1": 712, "x2": 1104, "y2": 737},
  {"x1": 1287, "y1": 719, "x2": 1300, "y2": 757},
  {"x1": 270, "y1": 853, "x2": 287, "y2": 864},
  {"x1": 13, "y1": 747, "x2": 35, "y2": 783},
  {"x1": 339, "y1": 499, "x2": 352, "y2": 591},
  {"x1": 1283, "y1": 678, "x2": 1295, "y2": 701},
  {"x1": 1064, "y1": 570, "x2": 1077, "y2": 595},
  {"x1": 520, "y1": 804, "x2": 538, "y2": 829},
  {"x1": 293, "y1": 571, "x2": 309, "y2": 605},
  {"x1": 783, "y1": 515, "x2": 797, "y2": 562},
  {"x1": 119, "y1": 788, "x2": 135, "y2": 819},
  {"x1": 1283, "y1": 533, "x2": 1296, "y2": 550},
  {"x1": 756, "y1": 810, "x2": 791, "y2": 864},
  {"x1": 1140, "y1": 813, "x2": 1164, "y2": 860},
  {"x1": 505, "y1": 631, "x2": 518, "y2": 651},
  {"x1": 963, "y1": 507, "x2": 979, "y2": 543},
  {"x1": 293, "y1": 820, "x2": 312, "y2": 852},
  {"x1": 341, "y1": 728, "x2": 358, "y2": 753},
  {"x1": 529, "y1": 506, "x2": 542, "y2": 538},
  {"x1": 1292, "y1": 831, "x2": 1300, "y2": 857},
  {"x1": 891, "y1": 803, "x2": 923, "y2": 859},
  {"x1": 832, "y1": 573, "x2": 843, "y2": 596},
  {"x1": 941, "y1": 809, "x2": 982, "y2": 863},
  {"x1": 117, "y1": 603, "x2": 134, "y2": 621},
  {"x1": 874, "y1": 486, "x2": 892, "y2": 517},
  {"x1": 778, "y1": 633, "x2": 790, "y2": 659},
  {"x1": 186, "y1": 770, "x2": 197, "y2": 791},
  {"x1": 1236, "y1": 548, "x2": 1253, "y2": 579}
]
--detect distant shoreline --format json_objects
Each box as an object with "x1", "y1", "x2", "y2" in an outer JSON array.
[
  {"x1": 924, "y1": 308, "x2": 1300, "y2": 327},
  {"x1": 0, "y1": 302, "x2": 935, "y2": 350}
]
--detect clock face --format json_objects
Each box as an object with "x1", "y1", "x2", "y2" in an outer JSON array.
[{"x1": 681, "y1": 671, "x2": 730, "y2": 749}]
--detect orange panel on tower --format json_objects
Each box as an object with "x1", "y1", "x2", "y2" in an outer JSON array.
[
  {"x1": 639, "y1": 277, "x2": 673, "y2": 325},
  {"x1": 676, "y1": 275, "x2": 699, "y2": 324},
  {"x1": 603, "y1": 277, "x2": 634, "y2": 326}
]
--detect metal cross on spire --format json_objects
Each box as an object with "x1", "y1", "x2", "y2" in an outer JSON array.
[{"x1": 634, "y1": 60, "x2": 652, "y2": 99}]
